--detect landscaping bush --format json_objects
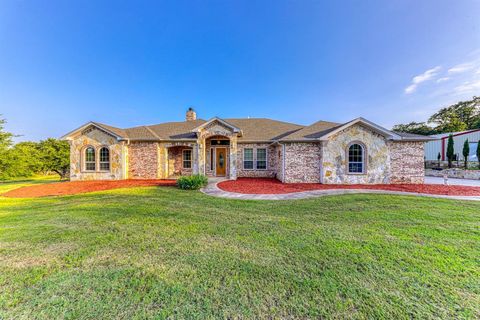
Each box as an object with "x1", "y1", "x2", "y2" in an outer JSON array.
[{"x1": 176, "y1": 174, "x2": 208, "y2": 190}]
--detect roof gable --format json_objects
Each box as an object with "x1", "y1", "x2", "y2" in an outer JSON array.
[
  {"x1": 61, "y1": 122, "x2": 127, "y2": 140},
  {"x1": 317, "y1": 118, "x2": 401, "y2": 141},
  {"x1": 191, "y1": 117, "x2": 242, "y2": 134}
]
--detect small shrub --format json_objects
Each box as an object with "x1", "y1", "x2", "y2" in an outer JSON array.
[{"x1": 176, "y1": 174, "x2": 208, "y2": 190}]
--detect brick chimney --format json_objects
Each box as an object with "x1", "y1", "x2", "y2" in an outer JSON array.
[{"x1": 186, "y1": 107, "x2": 196, "y2": 121}]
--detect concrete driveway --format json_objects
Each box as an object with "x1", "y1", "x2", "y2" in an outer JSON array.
[{"x1": 425, "y1": 176, "x2": 480, "y2": 187}]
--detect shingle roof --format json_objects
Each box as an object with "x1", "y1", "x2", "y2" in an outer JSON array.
[
  {"x1": 92, "y1": 122, "x2": 128, "y2": 138},
  {"x1": 280, "y1": 120, "x2": 341, "y2": 141},
  {"x1": 393, "y1": 131, "x2": 438, "y2": 141},
  {"x1": 141, "y1": 119, "x2": 207, "y2": 140},
  {"x1": 224, "y1": 118, "x2": 304, "y2": 141},
  {"x1": 76, "y1": 117, "x2": 432, "y2": 143}
]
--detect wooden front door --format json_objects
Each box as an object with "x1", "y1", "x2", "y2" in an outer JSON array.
[{"x1": 215, "y1": 148, "x2": 227, "y2": 176}]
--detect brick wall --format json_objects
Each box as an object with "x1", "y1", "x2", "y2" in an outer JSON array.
[
  {"x1": 128, "y1": 142, "x2": 159, "y2": 179},
  {"x1": 283, "y1": 142, "x2": 321, "y2": 183},
  {"x1": 168, "y1": 146, "x2": 193, "y2": 176},
  {"x1": 236, "y1": 143, "x2": 277, "y2": 178},
  {"x1": 389, "y1": 141, "x2": 425, "y2": 184}
]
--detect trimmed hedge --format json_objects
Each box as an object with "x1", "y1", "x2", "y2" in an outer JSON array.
[{"x1": 176, "y1": 174, "x2": 208, "y2": 190}]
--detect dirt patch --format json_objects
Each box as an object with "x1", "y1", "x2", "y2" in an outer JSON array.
[
  {"x1": 2, "y1": 179, "x2": 177, "y2": 198},
  {"x1": 218, "y1": 178, "x2": 480, "y2": 196}
]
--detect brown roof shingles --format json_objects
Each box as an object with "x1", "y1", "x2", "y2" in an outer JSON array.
[
  {"x1": 91, "y1": 117, "x2": 432, "y2": 143},
  {"x1": 280, "y1": 120, "x2": 341, "y2": 141}
]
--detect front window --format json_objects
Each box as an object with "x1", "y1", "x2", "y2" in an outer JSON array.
[
  {"x1": 256, "y1": 148, "x2": 267, "y2": 170},
  {"x1": 243, "y1": 148, "x2": 254, "y2": 169},
  {"x1": 183, "y1": 149, "x2": 192, "y2": 169},
  {"x1": 85, "y1": 147, "x2": 96, "y2": 171},
  {"x1": 348, "y1": 143, "x2": 365, "y2": 174},
  {"x1": 99, "y1": 147, "x2": 110, "y2": 171}
]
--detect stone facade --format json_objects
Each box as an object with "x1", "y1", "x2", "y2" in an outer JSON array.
[
  {"x1": 69, "y1": 127, "x2": 126, "y2": 181},
  {"x1": 389, "y1": 141, "x2": 424, "y2": 184},
  {"x1": 196, "y1": 121, "x2": 238, "y2": 179},
  {"x1": 322, "y1": 124, "x2": 390, "y2": 184},
  {"x1": 128, "y1": 142, "x2": 159, "y2": 179},
  {"x1": 236, "y1": 143, "x2": 277, "y2": 178},
  {"x1": 67, "y1": 120, "x2": 426, "y2": 184},
  {"x1": 283, "y1": 142, "x2": 321, "y2": 183}
]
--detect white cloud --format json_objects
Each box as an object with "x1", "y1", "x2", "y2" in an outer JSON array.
[
  {"x1": 436, "y1": 77, "x2": 450, "y2": 83},
  {"x1": 476, "y1": 68, "x2": 480, "y2": 74},
  {"x1": 454, "y1": 79, "x2": 480, "y2": 93},
  {"x1": 404, "y1": 66, "x2": 441, "y2": 94},
  {"x1": 448, "y1": 62, "x2": 475, "y2": 73}
]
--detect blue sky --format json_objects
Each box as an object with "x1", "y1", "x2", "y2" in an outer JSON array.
[{"x1": 1, "y1": 0, "x2": 479, "y2": 142}]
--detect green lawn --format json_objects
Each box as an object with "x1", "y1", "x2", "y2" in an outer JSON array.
[{"x1": 0, "y1": 178, "x2": 479, "y2": 319}]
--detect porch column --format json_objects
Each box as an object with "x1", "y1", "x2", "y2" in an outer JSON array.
[
  {"x1": 157, "y1": 144, "x2": 168, "y2": 179},
  {"x1": 192, "y1": 143, "x2": 199, "y2": 174},
  {"x1": 229, "y1": 136, "x2": 237, "y2": 180}
]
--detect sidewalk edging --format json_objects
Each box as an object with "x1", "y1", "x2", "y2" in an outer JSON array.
[{"x1": 200, "y1": 179, "x2": 480, "y2": 201}]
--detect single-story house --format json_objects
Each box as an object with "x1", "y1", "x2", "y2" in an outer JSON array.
[{"x1": 61, "y1": 108, "x2": 432, "y2": 184}]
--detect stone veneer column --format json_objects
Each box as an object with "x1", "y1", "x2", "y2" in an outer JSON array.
[
  {"x1": 192, "y1": 142, "x2": 200, "y2": 174},
  {"x1": 157, "y1": 144, "x2": 168, "y2": 178},
  {"x1": 229, "y1": 136, "x2": 238, "y2": 180}
]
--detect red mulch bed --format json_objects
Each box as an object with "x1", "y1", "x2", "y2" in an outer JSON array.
[
  {"x1": 2, "y1": 179, "x2": 177, "y2": 198},
  {"x1": 217, "y1": 178, "x2": 480, "y2": 196}
]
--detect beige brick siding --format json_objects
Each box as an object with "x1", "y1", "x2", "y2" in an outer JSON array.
[
  {"x1": 128, "y1": 142, "x2": 159, "y2": 179},
  {"x1": 283, "y1": 142, "x2": 321, "y2": 183},
  {"x1": 236, "y1": 143, "x2": 277, "y2": 178},
  {"x1": 389, "y1": 141, "x2": 425, "y2": 184}
]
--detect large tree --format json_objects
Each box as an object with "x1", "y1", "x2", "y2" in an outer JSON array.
[
  {"x1": 393, "y1": 96, "x2": 480, "y2": 135},
  {"x1": 429, "y1": 96, "x2": 480, "y2": 132},
  {"x1": 38, "y1": 138, "x2": 70, "y2": 179},
  {"x1": 0, "y1": 117, "x2": 13, "y2": 151},
  {"x1": 392, "y1": 122, "x2": 436, "y2": 136},
  {"x1": 0, "y1": 117, "x2": 15, "y2": 179}
]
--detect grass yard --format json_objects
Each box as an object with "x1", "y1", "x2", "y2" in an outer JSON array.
[{"x1": 0, "y1": 178, "x2": 479, "y2": 319}]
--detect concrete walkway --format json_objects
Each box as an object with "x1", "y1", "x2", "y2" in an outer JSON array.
[
  {"x1": 425, "y1": 176, "x2": 480, "y2": 187},
  {"x1": 200, "y1": 179, "x2": 480, "y2": 201}
]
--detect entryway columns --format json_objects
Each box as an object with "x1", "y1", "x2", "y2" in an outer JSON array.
[{"x1": 229, "y1": 136, "x2": 238, "y2": 180}]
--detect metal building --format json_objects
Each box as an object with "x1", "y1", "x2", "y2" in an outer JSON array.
[{"x1": 425, "y1": 129, "x2": 480, "y2": 161}]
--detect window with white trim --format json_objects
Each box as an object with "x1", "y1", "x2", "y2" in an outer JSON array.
[
  {"x1": 256, "y1": 148, "x2": 267, "y2": 170},
  {"x1": 348, "y1": 143, "x2": 365, "y2": 174},
  {"x1": 99, "y1": 147, "x2": 110, "y2": 171},
  {"x1": 243, "y1": 148, "x2": 254, "y2": 169},
  {"x1": 183, "y1": 149, "x2": 192, "y2": 169},
  {"x1": 85, "y1": 147, "x2": 96, "y2": 171}
]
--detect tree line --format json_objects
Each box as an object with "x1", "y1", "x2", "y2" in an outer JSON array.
[
  {"x1": 0, "y1": 117, "x2": 69, "y2": 180},
  {"x1": 392, "y1": 96, "x2": 480, "y2": 135}
]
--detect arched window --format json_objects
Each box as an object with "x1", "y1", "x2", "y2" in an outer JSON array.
[
  {"x1": 85, "y1": 147, "x2": 96, "y2": 171},
  {"x1": 99, "y1": 147, "x2": 110, "y2": 171},
  {"x1": 348, "y1": 143, "x2": 365, "y2": 174}
]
